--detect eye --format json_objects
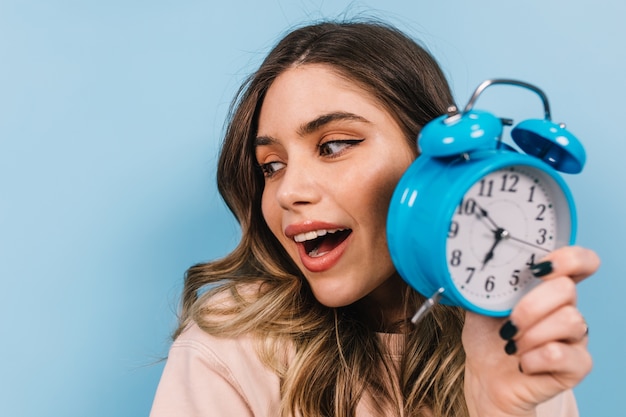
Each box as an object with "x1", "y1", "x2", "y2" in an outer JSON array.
[
  {"x1": 318, "y1": 139, "x2": 364, "y2": 157},
  {"x1": 259, "y1": 160, "x2": 286, "y2": 178}
]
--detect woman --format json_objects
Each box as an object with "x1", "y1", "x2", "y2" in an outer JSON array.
[{"x1": 150, "y1": 20, "x2": 599, "y2": 417}]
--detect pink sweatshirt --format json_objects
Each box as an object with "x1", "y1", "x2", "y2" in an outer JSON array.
[{"x1": 150, "y1": 322, "x2": 579, "y2": 416}]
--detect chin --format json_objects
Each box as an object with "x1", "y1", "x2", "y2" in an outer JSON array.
[{"x1": 308, "y1": 281, "x2": 365, "y2": 308}]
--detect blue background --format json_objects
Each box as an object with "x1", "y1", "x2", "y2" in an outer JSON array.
[{"x1": 1, "y1": 1, "x2": 623, "y2": 416}]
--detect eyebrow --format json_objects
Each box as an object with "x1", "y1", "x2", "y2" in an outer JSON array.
[
  {"x1": 254, "y1": 111, "x2": 370, "y2": 147},
  {"x1": 298, "y1": 111, "x2": 369, "y2": 136}
]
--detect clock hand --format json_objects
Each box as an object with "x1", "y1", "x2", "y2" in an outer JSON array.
[
  {"x1": 481, "y1": 227, "x2": 508, "y2": 270},
  {"x1": 472, "y1": 201, "x2": 551, "y2": 253},
  {"x1": 472, "y1": 201, "x2": 500, "y2": 232},
  {"x1": 506, "y1": 235, "x2": 551, "y2": 253},
  {"x1": 474, "y1": 209, "x2": 496, "y2": 233},
  {"x1": 477, "y1": 207, "x2": 500, "y2": 230}
]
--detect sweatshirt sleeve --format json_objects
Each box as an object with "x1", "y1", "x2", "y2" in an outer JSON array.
[{"x1": 149, "y1": 337, "x2": 255, "y2": 417}]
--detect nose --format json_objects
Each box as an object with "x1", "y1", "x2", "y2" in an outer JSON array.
[{"x1": 275, "y1": 162, "x2": 321, "y2": 210}]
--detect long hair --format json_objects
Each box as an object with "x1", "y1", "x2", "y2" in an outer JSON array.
[{"x1": 177, "y1": 20, "x2": 467, "y2": 417}]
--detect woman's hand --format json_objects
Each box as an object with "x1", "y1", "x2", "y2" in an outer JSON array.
[{"x1": 462, "y1": 246, "x2": 600, "y2": 417}]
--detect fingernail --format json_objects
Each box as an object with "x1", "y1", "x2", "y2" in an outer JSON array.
[
  {"x1": 505, "y1": 340, "x2": 517, "y2": 355},
  {"x1": 499, "y1": 320, "x2": 518, "y2": 340},
  {"x1": 531, "y1": 261, "x2": 553, "y2": 277},
  {"x1": 518, "y1": 363, "x2": 524, "y2": 373}
]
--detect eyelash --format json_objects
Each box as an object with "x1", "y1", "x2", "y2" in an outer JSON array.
[
  {"x1": 318, "y1": 139, "x2": 364, "y2": 157},
  {"x1": 258, "y1": 139, "x2": 364, "y2": 179},
  {"x1": 259, "y1": 161, "x2": 285, "y2": 178}
]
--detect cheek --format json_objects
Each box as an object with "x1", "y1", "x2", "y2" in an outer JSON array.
[
  {"x1": 357, "y1": 161, "x2": 412, "y2": 227},
  {"x1": 261, "y1": 190, "x2": 280, "y2": 236}
]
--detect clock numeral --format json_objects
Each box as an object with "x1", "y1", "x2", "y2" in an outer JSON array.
[
  {"x1": 450, "y1": 249, "x2": 462, "y2": 267},
  {"x1": 535, "y1": 204, "x2": 546, "y2": 221},
  {"x1": 478, "y1": 179, "x2": 494, "y2": 197},
  {"x1": 536, "y1": 228, "x2": 547, "y2": 245},
  {"x1": 528, "y1": 185, "x2": 536, "y2": 202},
  {"x1": 485, "y1": 275, "x2": 495, "y2": 293},
  {"x1": 457, "y1": 198, "x2": 476, "y2": 216},
  {"x1": 465, "y1": 267, "x2": 476, "y2": 284},
  {"x1": 510, "y1": 269, "x2": 521, "y2": 286},
  {"x1": 500, "y1": 173, "x2": 519, "y2": 193},
  {"x1": 526, "y1": 253, "x2": 536, "y2": 267},
  {"x1": 448, "y1": 221, "x2": 459, "y2": 238}
]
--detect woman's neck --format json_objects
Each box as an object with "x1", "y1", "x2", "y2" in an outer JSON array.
[{"x1": 355, "y1": 274, "x2": 411, "y2": 333}]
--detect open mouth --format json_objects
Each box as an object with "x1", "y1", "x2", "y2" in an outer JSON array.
[{"x1": 299, "y1": 229, "x2": 352, "y2": 258}]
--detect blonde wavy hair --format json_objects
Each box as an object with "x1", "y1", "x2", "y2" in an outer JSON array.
[{"x1": 176, "y1": 20, "x2": 468, "y2": 417}]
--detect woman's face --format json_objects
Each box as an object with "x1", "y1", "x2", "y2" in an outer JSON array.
[{"x1": 255, "y1": 64, "x2": 415, "y2": 308}]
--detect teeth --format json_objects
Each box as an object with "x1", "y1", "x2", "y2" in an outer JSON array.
[
  {"x1": 308, "y1": 247, "x2": 326, "y2": 258},
  {"x1": 293, "y1": 228, "x2": 342, "y2": 243}
]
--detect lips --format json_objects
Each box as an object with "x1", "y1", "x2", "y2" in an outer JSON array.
[{"x1": 285, "y1": 222, "x2": 353, "y2": 273}]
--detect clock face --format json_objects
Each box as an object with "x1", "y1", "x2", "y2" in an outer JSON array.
[{"x1": 445, "y1": 165, "x2": 571, "y2": 311}]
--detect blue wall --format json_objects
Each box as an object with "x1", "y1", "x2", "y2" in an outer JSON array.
[{"x1": 1, "y1": 1, "x2": 623, "y2": 416}]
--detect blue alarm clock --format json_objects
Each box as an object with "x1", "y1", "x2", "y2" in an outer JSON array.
[{"x1": 387, "y1": 79, "x2": 586, "y2": 320}]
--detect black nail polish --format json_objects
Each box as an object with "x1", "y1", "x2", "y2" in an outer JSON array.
[
  {"x1": 531, "y1": 261, "x2": 553, "y2": 277},
  {"x1": 499, "y1": 320, "x2": 518, "y2": 340},
  {"x1": 505, "y1": 340, "x2": 517, "y2": 355}
]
